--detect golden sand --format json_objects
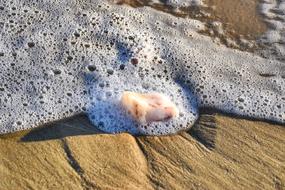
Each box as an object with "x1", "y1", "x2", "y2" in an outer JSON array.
[{"x1": 1, "y1": 114, "x2": 284, "y2": 189}]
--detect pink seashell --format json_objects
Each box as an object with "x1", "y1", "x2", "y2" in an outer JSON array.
[{"x1": 120, "y1": 91, "x2": 179, "y2": 123}]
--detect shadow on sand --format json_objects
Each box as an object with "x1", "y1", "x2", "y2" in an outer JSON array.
[{"x1": 21, "y1": 114, "x2": 105, "y2": 142}]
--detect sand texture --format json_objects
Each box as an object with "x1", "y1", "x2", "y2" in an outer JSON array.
[{"x1": 1, "y1": 114, "x2": 284, "y2": 190}]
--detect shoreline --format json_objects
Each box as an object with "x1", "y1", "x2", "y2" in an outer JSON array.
[{"x1": 1, "y1": 107, "x2": 284, "y2": 138}]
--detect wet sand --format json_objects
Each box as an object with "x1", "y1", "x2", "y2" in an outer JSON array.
[
  {"x1": 203, "y1": 0, "x2": 267, "y2": 38},
  {"x1": 1, "y1": 114, "x2": 284, "y2": 189}
]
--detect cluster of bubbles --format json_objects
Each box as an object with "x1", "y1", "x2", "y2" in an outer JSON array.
[{"x1": 0, "y1": 0, "x2": 284, "y2": 135}]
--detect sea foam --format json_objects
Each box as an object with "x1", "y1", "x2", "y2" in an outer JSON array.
[{"x1": 0, "y1": 0, "x2": 284, "y2": 135}]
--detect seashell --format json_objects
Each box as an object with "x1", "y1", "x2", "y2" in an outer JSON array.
[{"x1": 121, "y1": 91, "x2": 179, "y2": 123}]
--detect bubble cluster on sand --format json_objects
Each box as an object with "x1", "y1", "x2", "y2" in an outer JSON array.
[{"x1": 0, "y1": 0, "x2": 284, "y2": 135}]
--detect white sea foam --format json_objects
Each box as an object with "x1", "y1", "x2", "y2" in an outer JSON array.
[{"x1": 0, "y1": 0, "x2": 284, "y2": 135}]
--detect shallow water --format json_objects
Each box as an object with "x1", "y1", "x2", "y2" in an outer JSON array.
[{"x1": 0, "y1": 0, "x2": 284, "y2": 135}]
